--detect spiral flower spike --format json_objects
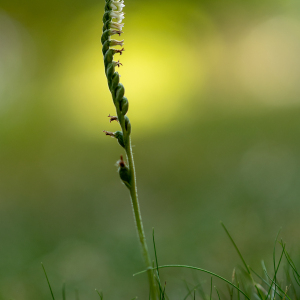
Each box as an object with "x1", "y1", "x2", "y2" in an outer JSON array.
[{"x1": 101, "y1": 1, "x2": 159, "y2": 299}]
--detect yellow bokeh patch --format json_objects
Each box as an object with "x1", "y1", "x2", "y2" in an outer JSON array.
[{"x1": 50, "y1": 3, "x2": 215, "y2": 139}]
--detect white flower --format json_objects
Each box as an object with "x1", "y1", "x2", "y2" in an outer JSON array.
[
  {"x1": 110, "y1": 11, "x2": 125, "y2": 23},
  {"x1": 109, "y1": 39, "x2": 124, "y2": 47},
  {"x1": 109, "y1": 29, "x2": 123, "y2": 36},
  {"x1": 110, "y1": 1, "x2": 125, "y2": 12},
  {"x1": 109, "y1": 21, "x2": 124, "y2": 31}
]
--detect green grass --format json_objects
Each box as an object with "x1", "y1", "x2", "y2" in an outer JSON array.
[
  {"x1": 42, "y1": 224, "x2": 299, "y2": 300},
  {"x1": 150, "y1": 224, "x2": 299, "y2": 300}
]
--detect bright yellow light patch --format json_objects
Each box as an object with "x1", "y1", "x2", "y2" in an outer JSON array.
[
  {"x1": 235, "y1": 16, "x2": 300, "y2": 105},
  {"x1": 50, "y1": 4, "x2": 212, "y2": 139}
]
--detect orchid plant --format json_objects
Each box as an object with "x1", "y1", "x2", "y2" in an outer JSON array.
[{"x1": 101, "y1": 1, "x2": 160, "y2": 299}]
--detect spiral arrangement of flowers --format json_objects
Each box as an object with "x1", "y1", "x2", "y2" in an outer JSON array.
[
  {"x1": 101, "y1": 0, "x2": 132, "y2": 187},
  {"x1": 101, "y1": 2, "x2": 159, "y2": 298}
]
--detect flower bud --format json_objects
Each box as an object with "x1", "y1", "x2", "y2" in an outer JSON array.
[
  {"x1": 114, "y1": 130, "x2": 125, "y2": 148},
  {"x1": 106, "y1": 62, "x2": 116, "y2": 81},
  {"x1": 101, "y1": 31, "x2": 109, "y2": 45},
  {"x1": 124, "y1": 116, "x2": 131, "y2": 135},
  {"x1": 104, "y1": 1, "x2": 112, "y2": 12},
  {"x1": 119, "y1": 96, "x2": 129, "y2": 115},
  {"x1": 104, "y1": 49, "x2": 123, "y2": 69},
  {"x1": 102, "y1": 40, "x2": 110, "y2": 56},
  {"x1": 104, "y1": 48, "x2": 116, "y2": 68},
  {"x1": 115, "y1": 83, "x2": 125, "y2": 102},
  {"x1": 102, "y1": 20, "x2": 110, "y2": 32},
  {"x1": 101, "y1": 29, "x2": 114, "y2": 45},
  {"x1": 102, "y1": 12, "x2": 112, "y2": 23},
  {"x1": 118, "y1": 156, "x2": 131, "y2": 189},
  {"x1": 110, "y1": 72, "x2": 120, "y2": 91}
]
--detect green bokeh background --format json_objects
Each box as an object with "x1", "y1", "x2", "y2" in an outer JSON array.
[{"x1": 1, "y1": 0, "x2": 300, "y2": 299}]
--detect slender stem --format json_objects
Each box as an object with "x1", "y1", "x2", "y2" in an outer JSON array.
[{"x1": 125, "y1": 138, "x2": 159, "y2": 300}]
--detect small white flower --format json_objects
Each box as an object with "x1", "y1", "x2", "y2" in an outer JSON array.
[
  {"x1": 110, "y1": 39, "x2": 124, "y2": 47},
  {"x1": 110, "y1": 21, "x2": 124, "y2": 31},
  {"x1": 110, "y1": 11, "x2": 125, "y2": 23},
  {"x1": 110, "y1": 1, "x2": 125, "y2": 12},
  {"x1": 109, "y1": 29, "x2": 123, "y2": 36}
]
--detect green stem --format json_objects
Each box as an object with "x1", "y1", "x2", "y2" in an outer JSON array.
[{"x1": 125, "y1": 138, "x2": 159, "y2": 300}]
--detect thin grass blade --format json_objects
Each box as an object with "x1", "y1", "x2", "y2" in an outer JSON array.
[
  {"x1": 252, "y1": 266, "x2": 285, "y2": 300},
  {"x1": 41, "y1": 263, "x2": 56, "y2": 300},
  {"x1": 265, "y1": 244, "x2": 286, "y2": 299},
  {"x1": 273, "y1": 228, "x2": 282, "y2": 298},
  {"x1": 134, "y1": 265, "x2": 250, "y2": 300},
  {"x1": 183, "y1": 283, "x2": 202, "y2": 300},
  {"x1": 95, "y1": 289, "x2": 103, "y2": 300},
  {"x1": 221, "y1": 222, "x2": 250, "y2": 274},
  {"x1": 215, "y1": 286, "x2": 221, "y2": 300}
]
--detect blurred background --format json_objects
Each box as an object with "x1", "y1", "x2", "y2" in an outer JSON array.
[{"x1": 1, "y1": 0, "x2": 300, "y2": 298}]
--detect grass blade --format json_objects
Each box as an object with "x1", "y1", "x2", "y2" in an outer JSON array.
[
  {"x1": 265, "y1": 243, "x2": 285, "y2": 299},
  {"x1": 251, "y1": 266, "x2": 286, "y2": 300},
  {"x1": 183, "y1": 280, "x2": 192, "y2": 299},
  {"x1": 183, "y1": 282, "x2": 202, "y2": 300},
  {"x1": 41, "y1": 263, "x2": 56, "y2": 300},
  {"x1": 153, "y1": 228, "x2": 160, "y2": 279},
  {"x1": 134, "y1": 265, "x2": 250, "y2": 300},
  {"x1": 285, "y1": 266, "x2": 297, "y2": 298},
  {"x1": 221, "y1": 222, "x2": 250, "y2": 274},
  {"x1": 281, "y1": 244, "x2": 300, "y2": 286},
  {"x1": 215, "y1": 286, "x2": 221, "y2": 300},
  {"x1": 229, "y1": 268, "x2": 235, "y2": 300},
  {"x1": 194, "y1": 280, "x2": 206, "y2": 300},
  {"x1": 162, "y1": 281, "x2": 166, "y2": 300},
  {"x1": 95, "y1": 289, "x2": 103, "y2": 300},
  {"x1": 152, "y1": 228, "x2": 164, "y2": 298},
  {"x1": 273, "y1": 228, "x2": 282, "y2": 298}
]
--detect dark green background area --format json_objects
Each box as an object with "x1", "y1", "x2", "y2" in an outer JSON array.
[{"x1": 0, "y1": 0, "x2": 300, "y2": 299}]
